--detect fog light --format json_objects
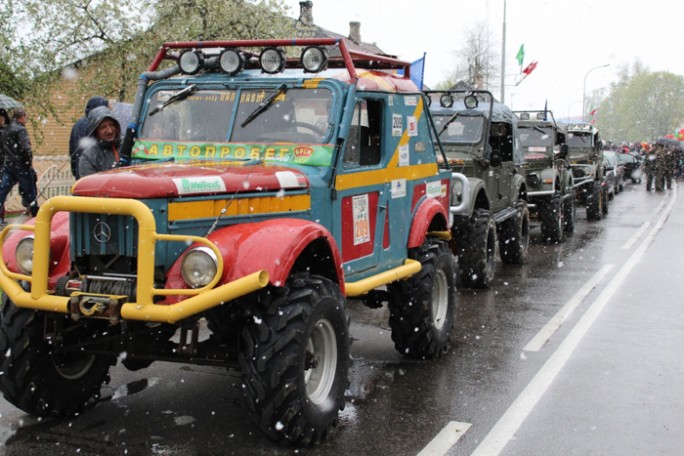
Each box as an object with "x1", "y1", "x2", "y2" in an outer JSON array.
[
  {"x1": 179, "y1": 50, "x2": 204, "y2": 75},
  {"x1": 219, "y1": 49, "x2": 245, "y2": 75},
  {"x1": 260, "y1": 48, "x2": 286, "y2": 74},
  {"x1": 301, "y1": 46, "x2": 327, "y2": 72}
]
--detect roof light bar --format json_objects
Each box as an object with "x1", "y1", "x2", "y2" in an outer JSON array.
[
  {"x1": 179, "y1": 50, "x2": 204, "y2": 75},
  {"x1": 219, "y1": 49, "x2": 245, "y2": 75},
  {"x1": 301, "y1": 46, "x2": 328, "y2": 73}
]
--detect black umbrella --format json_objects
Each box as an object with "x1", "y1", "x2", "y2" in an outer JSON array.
[{"x1": 0, "y1": 94, "x2": 23, "y2": 110}]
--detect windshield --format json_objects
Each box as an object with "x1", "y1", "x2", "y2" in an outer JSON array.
[
  {"x1": 432, "y1": 114, "x2": 485, "y2": 143},
  {"x1": 519, "y1": 126, "x2": 553, "y2": 148},
  {"x1": 566, "y1": 132, "x2": 592, "y2": 148},
  {"x1": 136, "y1": 86, "x2": 335, "y2": 165}
]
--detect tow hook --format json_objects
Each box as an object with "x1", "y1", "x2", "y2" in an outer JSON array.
[{"x1": 69, "y1": 295, "x2": 125, "y2": 321}]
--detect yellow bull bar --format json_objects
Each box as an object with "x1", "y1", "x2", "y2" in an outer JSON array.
[{"x1": 0, "y1": 196, "x2": 269, "y2": 324}]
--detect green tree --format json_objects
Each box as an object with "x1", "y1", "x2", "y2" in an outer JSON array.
[{"x1": 599, "y1": 63, "x2": 684, "y2": 143}]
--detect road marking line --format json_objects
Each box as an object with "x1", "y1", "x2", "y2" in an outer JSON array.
[
  {"x1": 622, "y1": 221, "x2": 650, "y2": 250},
  {"x1": 418, "y1": 421, "x2": 472, "y2": 456},
  {"x1": 470, "y1": 186, "x2": 677, "y2": 456},
  {"x1": 523, "y1": 264, "x2": 613, "y2": 352},
  {"x1": 653, "y1": 200, "x2": 666, "y2": 215}
]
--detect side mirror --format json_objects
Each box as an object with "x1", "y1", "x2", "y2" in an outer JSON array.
[{"x1": 489, "y1": 150, "x2": 503, "y2": 167}]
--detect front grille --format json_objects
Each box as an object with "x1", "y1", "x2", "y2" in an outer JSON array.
[{"x1": 71, "y1": 213, "x2": 139, "y2": 257}]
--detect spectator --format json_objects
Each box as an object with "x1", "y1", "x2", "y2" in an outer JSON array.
[
  {"x1": 69, "y1": 96, "x2": 109, "y2": 179},
  {"x1": 79, "y1": 106, "x2": 122, "y2": 178},
  {"x1": 0, "y1": 109, "x2": 9, "y2": 173},
  {"x1": 0, "y1": 109, "x2": 39, "y2": 222}
]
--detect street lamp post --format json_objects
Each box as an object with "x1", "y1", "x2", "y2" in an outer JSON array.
[{"x1": 582, "y1": 63, "x2": 609, "y2": 121}]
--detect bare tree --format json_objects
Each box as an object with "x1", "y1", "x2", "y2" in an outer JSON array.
[{"x1": 445, "y1": 22, "x2": 499, "y2": 90}]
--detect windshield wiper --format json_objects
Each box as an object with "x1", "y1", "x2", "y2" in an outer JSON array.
[
  {"x1": 240, "y1": 84, "x2": 287, "y2": 128},
  {"x1": 437, "y1": 112, "x2": 460, "y2": 137},
  {"x1": 148, "y1": 84, "x2": 198, "y2": 116}
]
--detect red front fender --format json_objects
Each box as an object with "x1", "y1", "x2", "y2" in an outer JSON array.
[
  {"x1": 407, "y1": 197, "x2": 449, "y2": 249},
  {"x1": 163, "y1": 218, "x2": 344, "y2": 303}
]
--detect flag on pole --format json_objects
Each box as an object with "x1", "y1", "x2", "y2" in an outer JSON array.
[
  {"x1": 398, "y1": 53, "x2": 427, "y2": 89},
  {"x1": 516, "y1": 44, "x2": 525, "y2": 66},
  {"x1": 522, "y1": 61, "x2": 538, "y2": 75}
]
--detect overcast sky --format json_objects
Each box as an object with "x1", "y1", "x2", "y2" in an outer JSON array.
[{"x1": 283, "y1": 0, "x2": 684, "y2": 119}]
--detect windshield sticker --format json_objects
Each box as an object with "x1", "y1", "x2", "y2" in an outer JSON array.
[
  {"x1": 132, "y1": 140, "x2": 334, "y2": 166},
  {"x1": 352, "y1": 194, "x2": 371, "y2": 245},
  {"x1": 392, "y1": 114, "x2": 403, "y2": 136},
  {"x1": 173, "y1": 176, "x2": 226, "y2": 195},
  {"x1": 407, "y1": 116, "x2": 418, "y2": 137},
  {"x1": 391, "y1": 179, "x2": 406, "y2": 199},
  {"x1": 528, "y1": 147, "x2": 546, "y2": 152},
  {"x1": 275, "y1": 171, "x2": 307, "y2": 188},
  {"x1": 415, "y1": 141, "x2": 426, "y2": 152},
  {"x1": 399, "y1": 144, "x2": 409, "y2": 166}
]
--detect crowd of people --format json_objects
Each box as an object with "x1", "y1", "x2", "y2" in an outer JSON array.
[{"x1": 612, "y1": 140, "x2": 683, "y2": 192}]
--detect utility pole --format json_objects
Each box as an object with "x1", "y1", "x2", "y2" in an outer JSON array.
[{"x1": 500, "y1": 0, "x2": 507, "y2": 103}]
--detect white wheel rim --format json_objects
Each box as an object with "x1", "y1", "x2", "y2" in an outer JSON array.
[
  {"x1": 305, "y1": 319, "x2": 337, "y2": 405},
  {"x1": 431, "y1": 269, "x2": 449, "y2": 330}
]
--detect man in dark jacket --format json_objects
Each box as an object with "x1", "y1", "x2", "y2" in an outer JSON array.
[
  {"x1": 0, "y1": 109, "x2": 39, "y2": 221},
  {"x1": 79, "y1": 106, "x2": 122, "y2": 178},
  {"x1": 69, "y1": 96, "x2": 109, "y2": 179}
]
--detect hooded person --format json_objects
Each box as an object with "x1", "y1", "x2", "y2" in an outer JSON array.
[
  {"x1": 69, "y1": 96, "x2": 109, "y2": 179},
  {"x1": 78, "y1": 106, "x2": 122, "y2": 178}
]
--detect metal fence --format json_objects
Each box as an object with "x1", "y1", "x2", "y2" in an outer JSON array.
[{"x1": 5, "y1": 156, "x2": 75, "y2": 213}]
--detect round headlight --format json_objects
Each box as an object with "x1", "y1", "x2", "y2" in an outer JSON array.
[
  {"x1": 181, "y1": 246, "x2": 218, "y2": 288},
  {"x1": 260, "y1": 47, "x2": 286, "y2": 74},
  {"x1": 16, "y1": 236, "x2": 34, "y2": 274},
  {"x1": 219, "y1": 49, "x2": 245, "y2": 75},
  {"x1": 179, "y1": 50, "x2": 204, "y2": 75},
  {"x1": 440, "y1": 94, "x2": 454, "y2": 108},
  {"x1": 301, "y1": 46, "x2": 327, "y2": 73},
  {"x1": 464, "y1": 95, "x2": 479, "y2": 109},
  {"x1": 450, "y1": 180, "x2": 464, "y2": 206}
]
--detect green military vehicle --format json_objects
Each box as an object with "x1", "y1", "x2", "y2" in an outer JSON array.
[
  {"x1": 0, "y1": 38, "x2": 470, "y2": 445},
  {"x1": 426, "y1": 90, "x2": 529, "y2": 288},
  {"x1": 515, "y1": 110, "x2": 574, "y2": 243},
  {"x1": 564, "y1": 122, "x2": 608, "y2": 220}
]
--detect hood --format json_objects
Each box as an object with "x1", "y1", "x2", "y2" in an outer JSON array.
[
  {"x1": 85, "y1": 96, "x2": 109, "y2": 116},
  {"x1": 87, "y1": 106, "x2": 121, "y2": 137},
  {"x1": 71, "y1": 161, "x2": 310, "y2": 198}
]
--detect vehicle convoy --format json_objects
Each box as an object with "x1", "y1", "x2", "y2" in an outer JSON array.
[
  {"x1": 515, "y1": 110, "x2": 574, "y2": 243},
  {"x1": 564, "y1": 122, "x2": 608, "y2": 220},
  {"x1": 0, "y1": 38, "x2": 469, "y2": 445},
  {"x1": 425, "y1": 90, "x2": 529, "y2": 288}
]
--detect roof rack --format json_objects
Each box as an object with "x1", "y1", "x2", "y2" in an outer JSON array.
[{"x1": 148, "y1": 38, "x2": 411, "y2": 81}]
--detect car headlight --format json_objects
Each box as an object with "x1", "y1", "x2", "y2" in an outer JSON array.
[
  {"x1": 181, "y1": 246, "x2": 219, "y2": 288},
  {"x1": 450, "y1": 179, "x2": 464, "y2": 206},
  {"x1": 15, "y1": 236, "x2": 34, "y2": 274}
]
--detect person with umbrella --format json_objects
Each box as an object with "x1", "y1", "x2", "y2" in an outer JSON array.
[{"x1": 0, "y1": 108, "x2": 39, "y2": 223}]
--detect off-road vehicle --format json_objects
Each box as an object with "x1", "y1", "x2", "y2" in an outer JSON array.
[
  {"x1": 515, "y1": 110, "x2": 574, "y2": 243},
  {"x1": 425, "y1": 90, "x2": 529, "y2": 288},
  {"x1": 0, "y1": 38, "x2": 469, "y2": 445},
  {"x1": 564, "y1": 122, "x2": 608, "y2": 220}
]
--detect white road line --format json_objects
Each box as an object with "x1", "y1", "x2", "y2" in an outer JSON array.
[
  {"x1": 417, "y1": 421, "x2": 472, "y2": 456},
  {"x1": 653, "y1": 200, "x2": 666, "y2": 215},
  {"x1": 470, "y1": 186, "x2": 677, "y2": 456},
  {"x1": 622, "y1": 221, "x2": 650, "y2": 250},
  {"x1": 523, "y1": 264, "x2": 613, "y2": 353}
]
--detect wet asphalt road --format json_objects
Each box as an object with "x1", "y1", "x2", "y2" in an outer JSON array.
[{"x1": 1, "y1": 179, "x2": 683, "y2": 456}]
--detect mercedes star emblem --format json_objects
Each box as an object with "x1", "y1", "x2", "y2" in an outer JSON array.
[{"x1": 93, "y1": 221, "x2": 112, "y2": 243}]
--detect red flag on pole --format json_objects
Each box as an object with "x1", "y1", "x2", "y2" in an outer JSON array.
[{"x1": 522, "y1": 61, "x2": 538, "y2": 75}]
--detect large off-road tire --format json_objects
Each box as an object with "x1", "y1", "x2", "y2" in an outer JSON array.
[
  {"x1": 602, "y1": 186, "x2": 609, "y2": 215},
  {"x1": 387, "y1": 239, "x2": 456, "y2": 359},
  {"x1": 0, "y1": 295, "x2": 114, "y2": 417},
  {"x1": 586, "y1": 183, "x2": 603, "y2": 221},
  {"x1": 456, "y1": 209, "x2": 496, "y2": 288},
  {"x1": 240, "y1": 274, "x2": 349, "y2": 446},
  {"x1": 563, "y1": 194, "x2": 576, "y2": 234},
  {"x1": 539, "y1": 195, "x2": 564, "y2": 244},
  {"x1": 498, "y1": 200, "x2": 530, "y2": 264}
]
